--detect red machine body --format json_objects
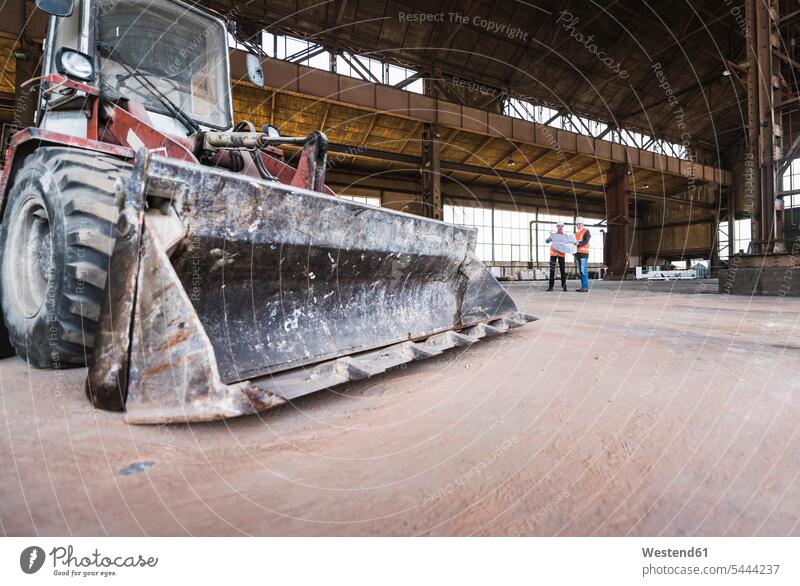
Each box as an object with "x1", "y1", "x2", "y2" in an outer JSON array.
[{"x1": 0, "y1": 74, "x2": 330, "y2": 220}]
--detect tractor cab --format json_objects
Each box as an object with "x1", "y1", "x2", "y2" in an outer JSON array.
[{"x1": 38, "y1": 0, "x2": 234, "y2": 138}]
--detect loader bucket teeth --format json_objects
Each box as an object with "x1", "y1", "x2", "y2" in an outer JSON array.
[{"x1": 86, "y1": 153, "x2": 535, "y2": 423}]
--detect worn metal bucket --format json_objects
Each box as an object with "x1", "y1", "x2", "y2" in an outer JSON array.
[{"x1": 86, "y1": 153, "x2": 534, "y2": 423}]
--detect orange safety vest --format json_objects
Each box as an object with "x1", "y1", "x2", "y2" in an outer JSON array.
[
  {"x1": 549, "y1": 238, "x2": 565, "y2": 258},
  {"x1": 575, "y1": 227, "x2": 589, "y2": 254}
]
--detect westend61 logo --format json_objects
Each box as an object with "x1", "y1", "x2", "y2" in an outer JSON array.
[{"x1": 19, "y1": 545, "x2": 158, "y2": 577}]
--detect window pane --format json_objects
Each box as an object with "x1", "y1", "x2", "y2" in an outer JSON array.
[{"x1": 339, "y1": 194, "x2": 380, "y2": 206}]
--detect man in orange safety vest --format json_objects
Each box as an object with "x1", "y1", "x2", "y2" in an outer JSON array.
[
  {"x1": 574, "y1": 218, "x2": 591, "y2": 292},
  {"x1": 545, "y1": 222, "x2": 568, "y2": 292}
]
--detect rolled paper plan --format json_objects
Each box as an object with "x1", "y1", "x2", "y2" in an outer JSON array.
[{"x1": 549, "y1": 232, "x2": 577, "y2": 254}]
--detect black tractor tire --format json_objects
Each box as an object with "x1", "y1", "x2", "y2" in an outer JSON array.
[{"x1": 0, "y1": 147, "x2": 130, "y2": 368}]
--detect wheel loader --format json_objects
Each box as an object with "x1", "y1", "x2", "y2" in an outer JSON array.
[{"x1": 0, "y1": 0, "x2": 533, "y2": 423}]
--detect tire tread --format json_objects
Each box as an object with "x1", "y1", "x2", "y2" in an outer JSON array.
[{"x1": 1, "y1": 147, "x2": 129, "y2": 367}]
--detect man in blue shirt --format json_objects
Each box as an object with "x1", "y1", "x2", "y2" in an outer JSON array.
[{"x1": 574, "y1": 218, "x2": 591, "y2": 292}]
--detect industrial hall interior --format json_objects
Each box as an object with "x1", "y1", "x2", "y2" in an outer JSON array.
[{"x1": 0, "y1": 0, "x2": 798, "y2": 538}]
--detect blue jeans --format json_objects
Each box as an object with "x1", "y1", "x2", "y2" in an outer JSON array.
[{"x1": 576, "y1": 255, "x2": 589, "y2": 289}]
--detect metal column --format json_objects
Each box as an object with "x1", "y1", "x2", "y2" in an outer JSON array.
[
  {"x1": 710, "y1": 188, "x2": 721, "y2": 272},
  {"x1": 421, "y1": 124, "x2": 442, "y2": 220},
  {"x1": 603, "y1": 164, "x2": 630, "y2": 279},
  {"x1": 746, "y1": 0, "x2": 783, "y2": 252},
  {"x1": 728, "y1": 189, "x2": 736, "y2": 256}
]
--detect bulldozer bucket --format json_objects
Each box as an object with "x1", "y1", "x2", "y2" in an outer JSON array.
[{"x1": 86, "y1": 153, "x2": 535, "y2": 424}]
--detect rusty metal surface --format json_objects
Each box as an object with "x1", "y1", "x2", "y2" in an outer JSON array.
[
  {"x1": 289, "y1": 130, "x2": 327, "y2": 192},
  {"x1": 85, "y1": 153, "x2": 149, "y2": 411},
  {"x1": 125, "y1": 226, "x2": 286, "y2": 424},
  {"x1": 87, "y1": 153, "x2": 535, "y2": 423},
  {"x1": 100, "y1": 104, "x2": 198, "y2": 161},
  {"x1": 248, "y1": 314, "x2": 533, "y2": 403},
  {"x1": 123, "y1": 221, "x2": 530, "y2": 423},
  {"x1": 144, "y1": 155, "x2": 523, "y2": 384}
]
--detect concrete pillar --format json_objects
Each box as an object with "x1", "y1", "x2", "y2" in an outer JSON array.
[{"x1": 603, "y1": 164, "x2": 630, "y2": 279}]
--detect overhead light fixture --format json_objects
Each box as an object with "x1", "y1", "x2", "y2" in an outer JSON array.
[
  {"x1": 722, "y1": 69, "x2": 731, "y2": 76},
  {"x1": 507, "y1": 158, "x2": 515, "y2": 166},
  {"x1": 642, "y1": 184, "x2": 651, "y2": 189}
]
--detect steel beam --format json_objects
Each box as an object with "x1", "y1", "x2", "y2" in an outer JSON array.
[
  {"x1": 421, "y1": 124, "x2": 442, "y2": 220},
  {"x1": 746, "y1": 0, "x2": 782, "y2": 252},
  {"x1": 232, "y1": 54, "x2": 733, "y2": 186},
  {"x1": 326, "y1": 144, "x2": 604, "y2": 193},
  {"x1": 603, "y1": 164, "x2": 630, "y2": 279}
]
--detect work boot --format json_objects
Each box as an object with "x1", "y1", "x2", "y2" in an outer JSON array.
[
  {"x1": 546, "y1": 286, "x2": 554, "y2": 291},
  {"x1": 562, "y1": 285, "x2": 567, "y2": 292},
  {"x1": 577, "y1": 287, "x2": 589, "y2": 292}
]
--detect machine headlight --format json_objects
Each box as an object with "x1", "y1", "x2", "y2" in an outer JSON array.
[
  {"x1": 35, "y1": 0, "x2": 75, "y2": 17},
  {"x1": 246, "y1": 53, "x2": 264, "y2": 88},
  {"x1": 55, "y1": 48, "x2": 94, "y2": 82}
]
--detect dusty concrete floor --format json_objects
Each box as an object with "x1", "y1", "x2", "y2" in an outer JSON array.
[{"x1": 2, "y1": 279, "x2": 799, "y2": 536}]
